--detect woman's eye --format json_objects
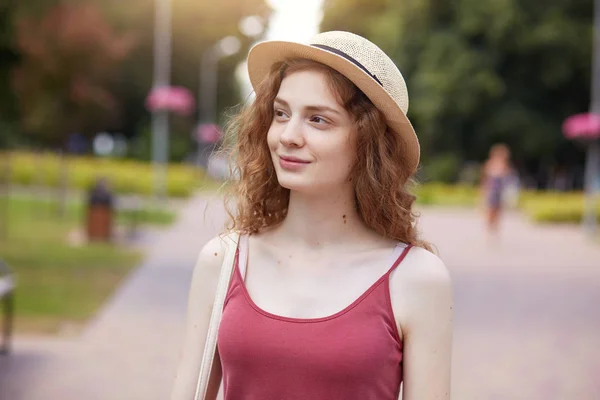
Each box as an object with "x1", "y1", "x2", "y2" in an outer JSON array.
[
  {"x1": 274, "y1": 109, "x2": 287, "y2": 118},
  {"x1": 311, "y1": 116, "x2": 328, "y2": 124}
]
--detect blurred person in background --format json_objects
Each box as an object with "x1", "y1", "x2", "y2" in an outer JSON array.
[
  {"x1": 480, "y1": 143, "x2": 517, "y2": 235},
  {"x1": 171, "y1": 31, "x2": 453, "y2": 400}
]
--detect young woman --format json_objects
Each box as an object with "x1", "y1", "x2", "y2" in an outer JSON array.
[
  {"x1": 171, "y1": 31, "x2": 453, "y2": 400},
  {"x1": 480, "y1": 143, "x2": 515, "y2": 234}
]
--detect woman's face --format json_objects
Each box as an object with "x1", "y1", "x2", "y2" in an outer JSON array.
[
  {"x1": 267, "y1": 69, "x2": 356, "y2": 194},
  {"x1": 491, "y1": 145, "x2": 510, "y2": 161}
]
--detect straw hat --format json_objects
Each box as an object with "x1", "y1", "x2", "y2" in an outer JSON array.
[{"x1": 247, "y1": 31, "x2": 420, "y2": 174}]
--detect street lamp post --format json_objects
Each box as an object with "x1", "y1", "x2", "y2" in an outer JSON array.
[
  {"x1": 199, "y1": 36, "x2": 242, "y2": 124},
  {"x1": 583, "y1": 0, "x2": 600, "y2": 234},
  {"x1": 195, "y1": 17, "x2": 264, "y2": 168},
  {"x1": 198, "y1": 16, "x2": 264, "y2": 125},
  {"x1": 151, "y1": 0, "x2": 172, "y2": 201},
  {"x1": 198, "y1": 47, "x2": 219, "y2": 125},
  {"x1": 582, "y1": 141, "x2": 600, "y2": 234},
  {"x1": 196, "y1": 36, "x2": 241, "y2": 167}
]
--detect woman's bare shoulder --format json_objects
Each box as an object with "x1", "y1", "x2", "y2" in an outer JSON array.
[
  {"x1": 389, "y1": 246, "x2": 453, "y2": 332},
  {"x1": 197, "y1": 235, "x2": 230, "y2": 267},
  {"x1": 400, "y1": 246, "x2": 451, "y2": 285},
  {"x1": 191, "y1": 233, "x2": 238, "y2": 284}
]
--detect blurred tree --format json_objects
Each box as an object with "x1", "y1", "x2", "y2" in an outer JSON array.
[
  {"x1": 3, "y1": 0, "x2": 270, "y2": 156},
  {"x1": 322, "y1": 0, "x2": 593, "y2": 184},
  {"x1": 101, "y1": 0, "x2": 271, "y2": 156},
  {"x1": 11, "y1": 3, "x2": 136, "y2": 217},
  {"x1": 0, "y1": 0, "x2": 19, "y2": 148},
  {"x1": 12, "y1": 3, "x2": 135, "y2": 148}
]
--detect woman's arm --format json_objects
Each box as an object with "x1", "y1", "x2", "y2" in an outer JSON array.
[
  {"x1": 392, "y1": 248, "x2": 454, "y2": 400},
  {"x1": 170, "y1": 236, "x2": 228, "y2": 400}
]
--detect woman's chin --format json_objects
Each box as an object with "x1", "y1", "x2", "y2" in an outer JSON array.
[
  {"x1": 276, "y1": 172, "x2": 350, "y2": 194},
  {"x1": 277, "y1": 178, "x2": 308, "y2": 192},
  {"x1": 276, "y1": 174, "x2": 316, "y2": 192}
]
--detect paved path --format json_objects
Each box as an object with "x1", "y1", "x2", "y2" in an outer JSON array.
[
  {"x1": 419, "y1": 208, "x2": 600, "y2": 400},
  {"x1": 1, "y1": 200, "x2": 599, "y2": 399}
]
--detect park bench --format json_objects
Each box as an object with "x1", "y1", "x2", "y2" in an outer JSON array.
[{"x1": 0, "y1": 259, "x2": 14, "y2": 355}]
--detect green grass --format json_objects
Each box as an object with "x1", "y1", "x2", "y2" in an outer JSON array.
[
  {"x1": 0, "y1": 194, "x2": 176, "y2": 334},
  {"x1": 118, "y1": 207, "x2": 176, "y2": 226}
]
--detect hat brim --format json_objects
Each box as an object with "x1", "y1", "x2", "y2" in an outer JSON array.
[{"x1": 247, "y1": 40, "x2": 420, "y2": 174}]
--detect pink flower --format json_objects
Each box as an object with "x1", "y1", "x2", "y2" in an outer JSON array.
[
  {"x1": 146, "y1": 86, "x2": 195, "y2": 116},
  {"x1": 562, "y1": 113, "x2": 600, "y2": 140}
]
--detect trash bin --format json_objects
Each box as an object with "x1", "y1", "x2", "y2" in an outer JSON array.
[{"x1": 86, "y1": 178, "x2": 114, "y2": 242}]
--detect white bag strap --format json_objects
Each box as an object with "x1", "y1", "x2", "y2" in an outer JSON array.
[
  {"x1": 194, "y1": 231, "x2": 240, "y2": 400},
  {"x1": 238, "y1": 234, "x2": 249, "y2": 280}
]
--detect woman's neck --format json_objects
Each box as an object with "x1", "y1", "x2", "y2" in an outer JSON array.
[{"x1": 274, "y1": 185, "x2": 370, "y2": 249}]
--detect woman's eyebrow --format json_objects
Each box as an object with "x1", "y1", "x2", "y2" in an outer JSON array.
[
  {"x1": 274, "y1": 97, "x2": 341, "y2": 116},
  {"x1": 273, "y1": 97, "x2": 290, "y2": 107},
  {"x1": 304, "y1": 105, "x2": 341, "y2": 116}
]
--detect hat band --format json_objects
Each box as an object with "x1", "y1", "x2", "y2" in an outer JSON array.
[{"x1": 311, "y1": 44, "x2": 383, "y2": 87}]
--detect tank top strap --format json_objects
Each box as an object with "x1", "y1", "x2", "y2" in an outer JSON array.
[
  {"x1": 238, "y1": 235, "x2": 410, "y2": 282},
  {"x1": 385, "y1": 242, "x2": 413, "y2": 277}
]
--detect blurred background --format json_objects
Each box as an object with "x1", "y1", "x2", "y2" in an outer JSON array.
[{"x1": 0, "y1": 0, "x2": 599, "y2": 399}]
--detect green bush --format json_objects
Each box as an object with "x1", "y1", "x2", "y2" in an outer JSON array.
[
  {"x1": 4, "y1": 151, "x2": 207, "y2": 198},
  {"x1": 421, "y1": 153, "x2": 462, "y2": 183},
  {"x1": 414, "y1": 184, "x2": 600, "y2": 225},
  {"x1": 519, "y1": 191, "x2": 600, "y2": 224},
  {"x1": 128, "y1": 123, "x2": 196, "y2": 163},
  {"x1": 415, "y1": 183, "x2": 479, "y2": 207}
]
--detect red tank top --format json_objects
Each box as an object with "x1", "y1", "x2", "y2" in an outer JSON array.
[{"x1": 218, "y1": 237, "x2": 412, "y2": 400}]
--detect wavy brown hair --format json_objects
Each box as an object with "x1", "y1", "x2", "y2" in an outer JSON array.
[{"x1": 222, "y1": 58, "x2": 432, "y2": 251}]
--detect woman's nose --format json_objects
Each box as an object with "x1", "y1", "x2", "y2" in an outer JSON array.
[{"x1": 279, "y1": 117, "x2": 304, "y2": 147}]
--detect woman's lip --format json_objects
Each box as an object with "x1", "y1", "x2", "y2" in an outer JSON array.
[
  {"x1": 279, "y1": 156, "x2": 310, "y2": 163},
  {"x1": 278, "y1": 156, "x2": 310, "y2": 170}
]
